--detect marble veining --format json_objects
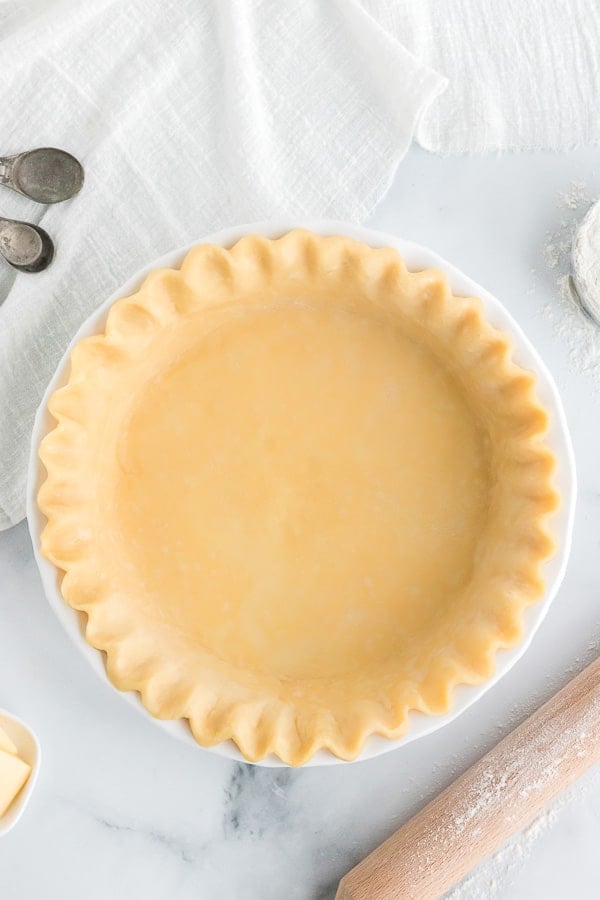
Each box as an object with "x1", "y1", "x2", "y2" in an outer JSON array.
[
  {"x1": 93, "y1": 812, "x2": 203, "y2": 864},
  {"x1": 223, "y1": 765, "x2": 294, "y2": 839}
]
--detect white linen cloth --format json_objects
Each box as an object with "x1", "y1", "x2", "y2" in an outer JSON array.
[
  {"x1": 0, "y1": 0, "x2": 598, "y2": 529},
  {"x1": 364, "y1": 0, "x2": 600, "y2": 154}
]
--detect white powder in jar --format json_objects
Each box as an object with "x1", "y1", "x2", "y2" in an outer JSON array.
[
  {"x1": 542, "y1": 184, "x2": 600, "y2": 390},
  {"x1": 572, "y1": 200, "x2": 600, "y2": 323}
]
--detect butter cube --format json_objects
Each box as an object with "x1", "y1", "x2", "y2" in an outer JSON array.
[
  {"x1": 0, "y1": 724, "x2": 17, "y2": 756},
  {"x1": 0, "y1": 748, "x2": 31, "y2": 817}
]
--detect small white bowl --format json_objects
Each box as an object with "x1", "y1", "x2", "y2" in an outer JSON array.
[
  {"x1": 26, "y1": 220, "x2": 577, "y2": 766},
  {"x1": 0, "y1": 710, "x2": 41, "y2": 835}
]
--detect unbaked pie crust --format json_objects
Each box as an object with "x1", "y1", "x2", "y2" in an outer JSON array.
[{"x1": 38, "y1": 230, "x2": 558, "y2": 765}]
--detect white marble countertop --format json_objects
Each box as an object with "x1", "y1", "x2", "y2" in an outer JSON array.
[{"x1": 1, "y1": 145, "x2": 600, "y2": 900}]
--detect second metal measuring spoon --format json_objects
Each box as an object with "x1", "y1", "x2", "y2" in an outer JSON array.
[
  {"x1": 0, "y1": 148, "x2": 84, "y2": 204},
  {"x1": 0, "y1": 217, "x2": 54, "y2": 273}
]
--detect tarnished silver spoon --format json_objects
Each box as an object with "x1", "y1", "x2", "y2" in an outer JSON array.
[
  {"x1": 0, "y1": 147, "x2": 84, "y2": 204},
  {"x1": 0, "y1": 216, "x2": 54, "y2": 273}
]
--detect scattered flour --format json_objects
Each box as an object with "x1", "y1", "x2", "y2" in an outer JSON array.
[
  {"x1": 543, "y1": 275, "x2": 600, "y2": 384},
  {"x1": 445, "y1": 805, "x2": 560, "y2": 900},
  {"x1": 541, "y1": 181, "x2": 600, "y2": 390},
  {"x1": 557, "y1": 180, "x2": 590, "y2": 212},
  {"x1": 443, "y1": 691, "x2": 600, "y2": 900}
]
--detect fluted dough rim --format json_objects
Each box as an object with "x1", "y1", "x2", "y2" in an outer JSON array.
[{"x1": 38, "y1": 230, "x2": 558, "y2": 765}]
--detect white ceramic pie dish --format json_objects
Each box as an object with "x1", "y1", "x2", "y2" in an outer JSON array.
[
  {"x1": 26, "y1": 220, "x2": 576, "y2": 767},
  {"x1": 0, "y1": 710, "x2": 41, "y2": 835}
]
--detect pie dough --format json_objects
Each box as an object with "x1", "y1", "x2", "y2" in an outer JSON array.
[{"x1": 38, "y1": 230, "x2": 558, "y2": 765}]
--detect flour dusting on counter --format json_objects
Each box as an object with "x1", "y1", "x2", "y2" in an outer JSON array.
[
  {"x1": 445, "y1": 748, "x2": 600, "y2": 899},
  {"x1": 437, "y1": 673, "x2": 600, "y2": 899},
  {"x1": 445, "y1": 805, "x2": 559, "y2": 899}
]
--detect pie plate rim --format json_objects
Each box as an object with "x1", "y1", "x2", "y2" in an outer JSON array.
[{"x1": 26, "y1": 219, "x2": 576, "y2": 767}]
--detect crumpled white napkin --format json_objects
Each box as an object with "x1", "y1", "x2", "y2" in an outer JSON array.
[
  {"x1": 0, "y1": 0, "x2": 445, "y2": 529},
  {"x1": 364, "y1": 0, "x2": 600, "y2": 154}
]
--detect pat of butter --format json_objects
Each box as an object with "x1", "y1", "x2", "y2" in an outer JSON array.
[
  {"x1": 0, "y1": 724, "x2": 17, "y2": 756},
  {"x1": 0, "y1": 748, "x2": 31, "y2": 817}
]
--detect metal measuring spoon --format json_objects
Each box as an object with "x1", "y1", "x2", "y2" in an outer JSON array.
[
  {"x1": 0, "y1": 216, "x2": 54, "y2": 272},
  {"x1": 0, "y1": 147, "x2": 84, "y2": 204}
]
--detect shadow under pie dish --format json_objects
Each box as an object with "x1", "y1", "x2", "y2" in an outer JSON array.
[{"x1": 38, "y1": 229, "x2": 559, "y2": 766}]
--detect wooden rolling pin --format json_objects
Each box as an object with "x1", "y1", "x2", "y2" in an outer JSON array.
[{"x1": 336, "y1": 656, "x2": 600, "y2": 900}]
